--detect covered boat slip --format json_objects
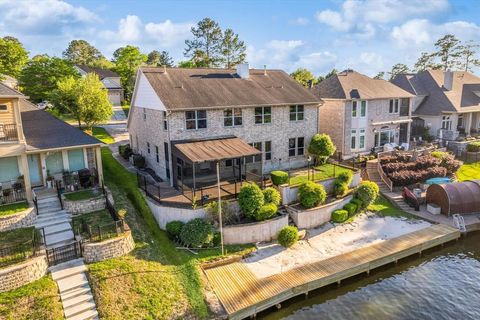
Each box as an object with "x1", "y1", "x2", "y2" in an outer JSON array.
[
  {"x1": 171, "y1": 137, "x2": 263, "y2": 204},
  {"x1": 426, "y1": 180, "x2": 480, "y2": 216}
]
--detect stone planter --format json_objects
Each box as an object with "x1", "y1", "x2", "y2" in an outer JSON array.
[
  {"x1": 83, "y1": 229, "x2": 135, "y2": 263},
  {"x1": 279, "y1": 170, "x2": 361, "y2": 205},
  {"x1": 63, "y1": 189, "x2": 114, "y2": 215},
  {"x1": 0, "y1": 207, "x2": 36, "y2": 232},
  {"x1": 0, "y1": 253, "x2": 48, "y2": 292},
  {"x1": 287, "y1": 195, "x2": 353, "y2": 229},
  {"x1": 222, "y1": 214, "x2": 289, "y2": 245}
]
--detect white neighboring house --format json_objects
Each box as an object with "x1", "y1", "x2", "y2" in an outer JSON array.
[
  {"x1": 392, "y1": 70, "x2": 480, "y2": 141},
  {"x1": 75, "y1": 65, "x2": 124, "y2": 106}
]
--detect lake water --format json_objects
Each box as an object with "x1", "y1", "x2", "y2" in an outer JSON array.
[{"x1": 259, "y1": 232, "x2": 480, "y2": 320}]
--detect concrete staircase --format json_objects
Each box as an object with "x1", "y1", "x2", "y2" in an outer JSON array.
[
  {"x1": 50, "y1": 259, "x2": 99, "y2": 320},
  {"x1": 34, "y1": 191, "x2": 75, "y2": 248},
  {"x1": 366, "y1": 160, "x2": 412, "y2": 212}
]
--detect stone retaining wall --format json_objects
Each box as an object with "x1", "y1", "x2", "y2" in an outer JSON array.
[
  {"x1": 288, "y1": 195, "x2": 353, "y2": 229},
  {"x1": 279, "y1": 171, "x2": 361, "y2": 205},
  {"x1": 0, "y1": 207, "x2": 36, "y2": 232},
  {"x1": 63, "y1": 189, "x2": 114, "y2": 215},
  {"x1": 222, "y1": 214, "x2": 289, "y2": 245},
  {"x1": 0, "y1": 253, "x2": 48, "y2": 292},
  {"x1": 83, "y1": 229, "x2": 135, "y2": 263},
  {"x1": 147, "y1": 199, "x2": 207, "y2": 229}
]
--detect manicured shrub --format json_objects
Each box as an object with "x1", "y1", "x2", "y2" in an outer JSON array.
[
  {"x1": 270, "y1": 171, "x2": 289, "y2": 186},
  {"x1": 336, "y1": 171, "x2": 353, "y2": 185},
  {"x1": 351, "y1": 198, "x2": 363, "y2": 209},
  {"x1": 277, "y1": 226, "x2": 299, "y2": 247},
  {"x1": 343, "y1": 202, "x2": 357, "y2": 216},
  {"x1": 466, "y1": 141, "x2": 480, "y2": 152},
  {"x1": 238, "y1": 183, "x2": 264, "y2": 219},
  {"x1": 298, "y1": 181, "x2": 327, "y2": 209},
  {"x1": 263, "y1": 187, "x2": 281, "y2": 205},
  {"x1": 356, "y1": 181, "x2": 380, "y2": 206},
  {"x1": 256, "y1": 203, "x2": 278, "y2": 221},
  {"x1": 333, "y1": 181, "x2": 348, "y2": 198},
  {"x1": 165, "y1": 220, "x2": 184, "y2": 239},
  {"x1": 307, "y1": 133, "x2": 336, "y2": 164},
  {"x1": 132, "y1": 154, "x2": 145, "y2": 168},
  {"x1": 331, "y1": 209, "x2": 348, "y2": 223},
  {"x1": 180, "y1": 218, "x2": 214, "y2": 248},
  {"x1": 118, "y1": 144, "x2": 133, "y2": 160}
]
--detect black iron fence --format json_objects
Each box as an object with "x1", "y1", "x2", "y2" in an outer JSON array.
[
  {"x1": 0, "y1": 181, "x2": 26, "y2": 205},
  {"x1": 0, "y1": 124, "x2": 18, "y2": 142},
  {"x1": 46, "y1": 241, "x2": 82, "y2": 266},
  {"x1": 0, "y1": 229, "x2": 42, "y2": 267}
]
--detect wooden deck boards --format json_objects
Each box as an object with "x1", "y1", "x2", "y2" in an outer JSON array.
[{"x1": 203, "y1": 224, "x2": 460, "y2": 319}]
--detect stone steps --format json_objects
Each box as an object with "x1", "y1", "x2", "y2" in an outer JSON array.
[
  {"x1": 44, "y1": 223, "x2": 73, "y2": 236},
  {"x1": 35, "y1": 217, "x2": 72, "y2": 229},
  {"x1": 45, "y1": 230, "x2": 75, "y2": 247},
  {"x1": 51, "y1": 259, "x2": 99, "y2": 320}
]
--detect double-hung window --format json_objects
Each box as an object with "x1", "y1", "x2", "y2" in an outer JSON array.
[
  {"x1": 441, "y1": 115, "x2": 452, "y2": 130},
  {"x1": 289, "y1": 105, "x2": 304, "y2": 121},
  {"x1": 389, "y1": 99, "x2": 399, "y2": 114},
  {"x1": 224, "y1": 108, "x2": 243, "y2": 127},
  {"x1": 351, "y1": 129, "x2": 357, "y2": 150},
  {"x1": 255, "y1": 107, "x2": 271, "y2": 124},
  {"x1": 185, "y1": 110, "x2": 207, "y2": 130},
  {"x1": 360, "y1": 101, "x2": 367, "y2": 117},
  {"x1": 288, "y1": 137, "x2": 304, "y2": 157},
  {"x1": 352, "y1": 101, "x2": 357, "y2": 117},
  {"x1": 264, "y1": 141, "x2": 272, "y2": 161},
  {"x1": 352, "y1": 101, "x2": 367, "y2": 117},
  {"x1": 163, "y1": 111, "x2": 168, "y2": 130},
  {"x1": 359, "y1": 129, "x2": 366, "y2": 149},
  {"x1": 248, "y1": 142, "x2": 262, "y2": 163}
]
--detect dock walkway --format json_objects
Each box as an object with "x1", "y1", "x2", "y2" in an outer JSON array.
[{"x1": 203, "y1": 224, "x2": 460, "y2": 320}]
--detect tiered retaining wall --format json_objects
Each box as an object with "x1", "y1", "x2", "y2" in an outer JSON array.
[
  {"x1": 0, "y1": 207, "x2": 36, "y2": 232},
  {"x1": 0, "y1": 253, "x2": 48, "y2": 292}
]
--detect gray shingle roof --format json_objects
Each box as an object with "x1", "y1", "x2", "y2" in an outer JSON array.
[
  {"x1": 392, "y1": 70, "x2": 480, "y2": 116},
  {"x1": 20, "y1": 100, "x2": 101, "y2": 151},
  {"x1": 0, "y1": 82, "x2": 23, "y2": 97},
  {"x1": 311, "y1": 70, "x2": 414, "y2": 100},
  {"x1": 76, "y1": 65, "x2": 119, "y2": 79},
  {"x1": 140, "y1": 67, "x2": 320, "y2": 110}
]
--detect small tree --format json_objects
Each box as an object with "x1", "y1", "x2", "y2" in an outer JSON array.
[
  {"x1": 356, "y1": 181, "x2": 379, "y2": 207},
  {"x1": 308, "y1": 134, "x2": 336, "y2": 165},
  {"x1": 77, "y1": 73, "x2": 113, "y2": 131},
  {"x1": 298, "y1": 181, "x2": 326, "y2": 209},
  {"x1": 238, "y1": 183, "x2": 264, "y2": 219}
]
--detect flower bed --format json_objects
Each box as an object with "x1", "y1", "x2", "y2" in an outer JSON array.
[{"x1": 287, "y1": 195, "x2": 353, "y2": 229}]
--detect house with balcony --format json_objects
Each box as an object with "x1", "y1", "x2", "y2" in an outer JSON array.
[
  {"x1": 0, "y1": 83, "x2": 103, "y2": 204},
  {"x1": 127, "y1": 64, "x2": 320, "y2": 200},
  {"x1": 75, "y1": 65, "x2": 124, "y2": 106},
  {"x1": 392, "y1": 70, "x2": 480, "y2": 141},
  {"x1": 311, "y1": 70, "x2": 414, "y2": 160}
]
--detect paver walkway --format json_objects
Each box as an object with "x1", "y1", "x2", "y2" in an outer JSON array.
[{"x1": 50, "y1": 259, "x2": 99, "y2": 320}]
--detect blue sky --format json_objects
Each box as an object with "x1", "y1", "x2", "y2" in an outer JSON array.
[{"x1": 1, "y1": 0, "x2": 480, "y2": 77}]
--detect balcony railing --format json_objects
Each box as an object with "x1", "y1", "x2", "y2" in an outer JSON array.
[{"x1": 0, "y1": 124, "x2": 18, "y2": 142}]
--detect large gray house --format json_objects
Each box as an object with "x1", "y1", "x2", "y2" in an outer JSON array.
[
  {"x1": 311, "y1": 70, "x2": 414, "y2": 159},
  {"x1": 75, "y1": 65, "x2": 124, "y2": 106},
  {"x1": 127, "y1": 64, "x2": 320, "y2": 190}
]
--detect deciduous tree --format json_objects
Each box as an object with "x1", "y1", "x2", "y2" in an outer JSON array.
[
  {"x1": 290, "y1": 68, "x2": 317, "y2": 88},
  {"x1": 0, "y1": 36, "x2": 29, "y2": 78},
  {"x1": 77, "y1": 73, "x2": 113, "y2": 131},
  {"x1": 112, "y1": 45, "x2": 147, "y2": 100},
  {"x1": 63, "y1": 40, "x2": 104, "y2": 66}
]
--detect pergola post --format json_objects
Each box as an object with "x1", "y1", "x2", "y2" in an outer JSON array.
[{"x1": 192, "y1": 163, "x2": 196, "y2": 199}]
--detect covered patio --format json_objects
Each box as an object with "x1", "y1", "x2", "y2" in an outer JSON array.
[{"x1": 170, "y1": 137, "x2": 263, "y2": 205}]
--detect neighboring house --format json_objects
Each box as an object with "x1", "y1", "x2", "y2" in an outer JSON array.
[
  {"x1": 392, "y1": 70, "x2": 480, "y2": 141},
  {"x1": 311, "y1": 70, "x2": 414, "y2": 160},
  {"x1": 127, "y1": 64, "x2": 320, "y2": 189},
  {"x1": 0, "y1": 83, "x2": 104, "y2": 202},
  {"x1": 75, "y1": 65, "x2": 124, "y2": 106}
]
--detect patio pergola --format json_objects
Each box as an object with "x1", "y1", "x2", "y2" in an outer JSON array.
[{"x1": 171, "y1": 137, "x2": 263, "y2": 203}]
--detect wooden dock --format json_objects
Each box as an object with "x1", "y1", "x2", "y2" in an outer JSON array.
[{"x1": 203, "y1": 224, "x2": 460, "y2": 320}]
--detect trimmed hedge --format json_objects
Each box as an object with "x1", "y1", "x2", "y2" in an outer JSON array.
[
  {"x1": 298, "y1": 181, "x2": 327, "y2": 209},
  {"x1": 356, "y1": 181, "x2": 379, "y2": 207},
  {"x1": 180, "y1": 218, "x2": 214, "y2": 248},
  {"x1": 270, "y1": 171, "x2": 289, "y2": 186},
  {"x1": 343, "y1": 203, "x2": 357, "y2": 216},
  {"x1": 278, "y1": 226, "x2": 299, "y2": 247},
  {"x1": 256, "y1": 203, "x2": 278, "y2": 221},
  {"x1": 466, "y1": 141, "x2": 480, "y2": 152},
  {"x1": 166, "y1": 220, "x2": 184, "y2": 239},
  {"x1": 331, "y1": 209, "x2": 348, "y2": 223},
  {"x1": 263, "y1": 187, "x2": 281, "y2": 206}
]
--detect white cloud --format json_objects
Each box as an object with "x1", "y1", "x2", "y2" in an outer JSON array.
[
  {"x1": 315, "y1": 0, "x2": 449, "y2": 37},
  {"x1": 289, "y1": 17, "x2": 310, "y2": 26},
  {"x1": 295, "y1": 51, "x2": 338, "y2": 73}
]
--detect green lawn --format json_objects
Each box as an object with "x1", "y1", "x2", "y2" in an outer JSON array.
[
  {"x1": 0, "y1": 201, "x2": 29, "y2": 217},
  {"x1": 456, "y1": 162, "x2": 480, "y2": 181},
  {"x1": 63, "y1": 189, "x2": 99, "y2": 201},
  {"x1": 88, "y1": 148, "x2": 254, "y2": 319},
  {"x1": 0, "y1": 275, "x2": 63, "y2": 319},
  {"x1": 289, "y1": 163, "x2": 353, "y2": 186},
  {"x1": 72, "y1": 210, "x2": 117, "y2": 241},
  {"x1": 368, "y1": 195, "x2": 416, "y2": 219},
  {"x1": 91, "y1": 127, "x2": 115, "y2": 144},
  {"x1": 0, "y1": 227, "x2": 37, "y2": 267}
]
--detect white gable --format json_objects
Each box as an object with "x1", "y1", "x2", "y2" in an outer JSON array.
[{"x1": 131, "y1": 71, "x2": 166, "y2": 111}]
